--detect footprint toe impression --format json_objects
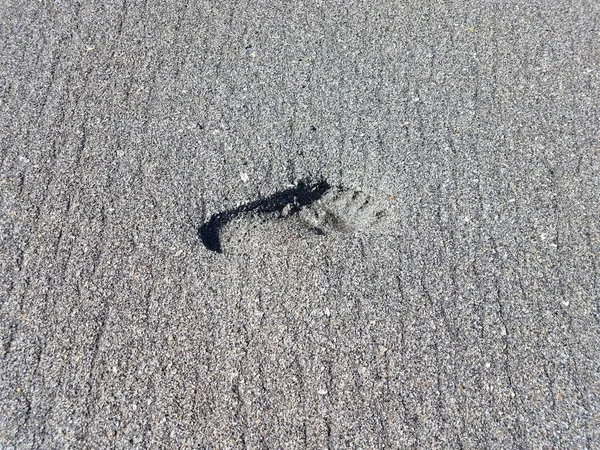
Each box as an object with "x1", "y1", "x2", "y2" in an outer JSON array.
[{"x1": 199, "y1": 180, "x2": 393, "y2": 254}]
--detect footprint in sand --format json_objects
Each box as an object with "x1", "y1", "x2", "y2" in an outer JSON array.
[{"x1": 199, "y1": 179, "x2": 395, "y2": 254}]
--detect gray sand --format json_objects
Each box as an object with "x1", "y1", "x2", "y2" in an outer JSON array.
[{"x1": 1, "y1": 0, "x2": 599, "y2": 448}]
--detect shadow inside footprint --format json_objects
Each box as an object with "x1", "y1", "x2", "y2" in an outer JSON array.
[{"x1": 199, "y1": 179, "x2": 330, "y2": 253}]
